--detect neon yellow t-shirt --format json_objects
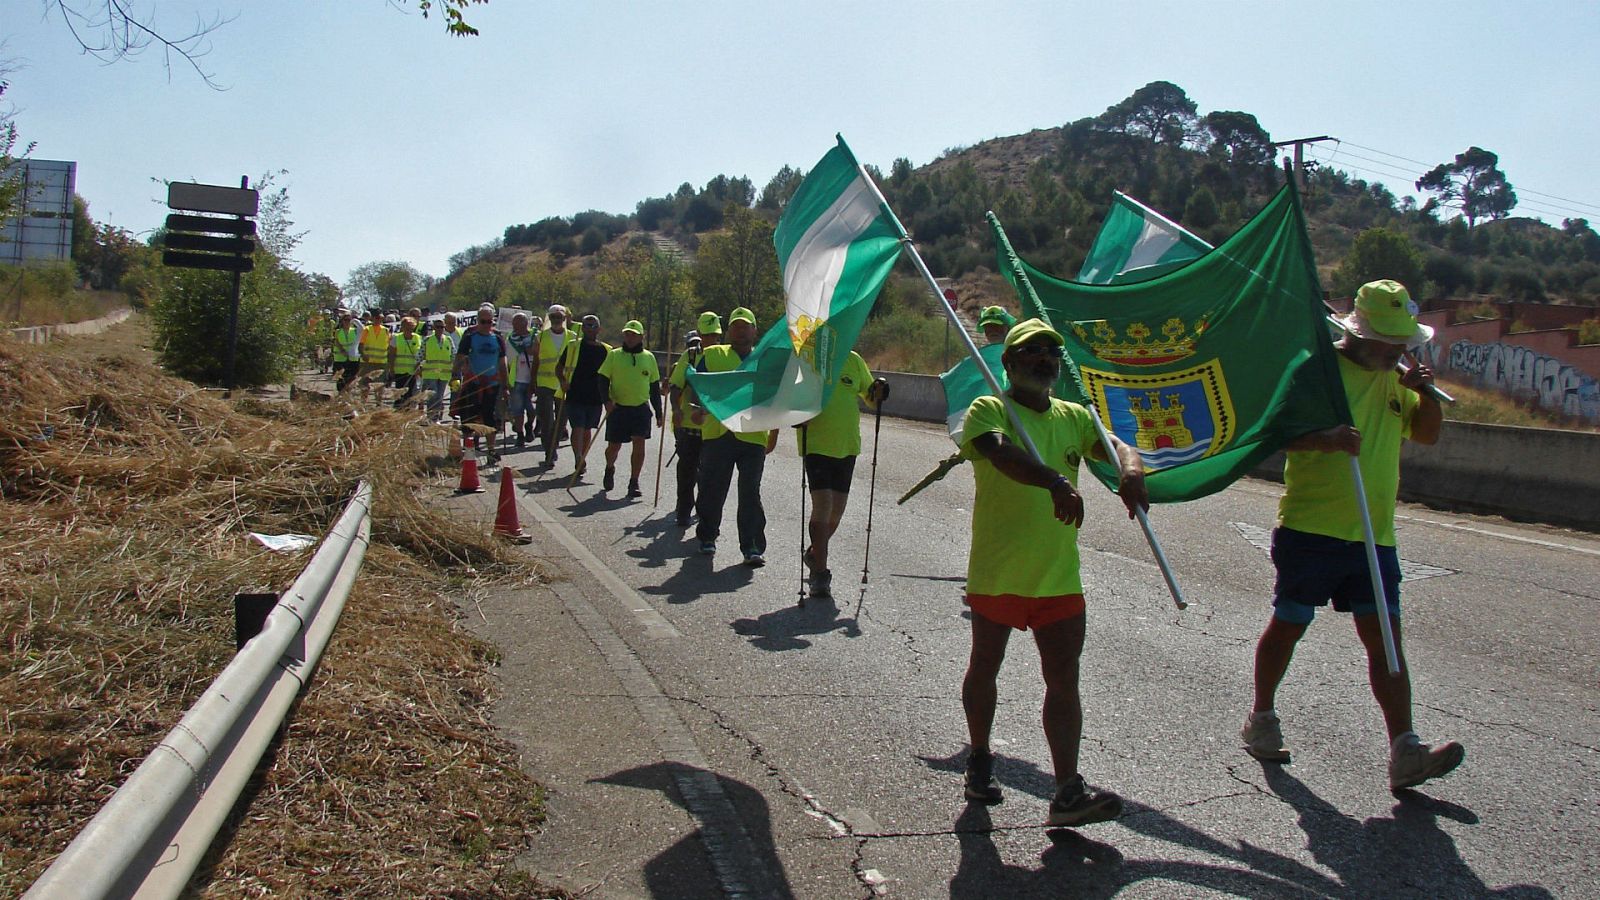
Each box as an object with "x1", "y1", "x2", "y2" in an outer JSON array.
[
  {"x1": 796, "y1": 352, "x2": 873, "y2": 458},
  {"x1": 1278, "y1": 354, "x2": 1420, "y2": 545},
  {"x1": 597, "y1": 346, "x2": 661, "y2": 408},
  {"x1": 959, "y1": 395, "x2": 1099, "y2": 597},
  {"x1": 669, "y1": 349, "x2": 706, "y2": 432},
  {"x1": 695, "y1": 345, "x2": 773, "y2": 446}
]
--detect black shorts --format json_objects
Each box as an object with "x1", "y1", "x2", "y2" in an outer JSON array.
[
  {"x1": 606, "y1": 404, "x2": 653, "y2": 442},
  {"x1": 566, "y1": 402, "x2": 602, "y2": 429},
  {"x1": 803, "y1": 453, "x2": 856, "y2": 492}
]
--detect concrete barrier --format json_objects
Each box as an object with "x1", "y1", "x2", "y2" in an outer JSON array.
[
  {"x1": 876, "y1": 369, "x2": 1599, "y2": 532},
  {"x1": 6, "y1": 307, "x2": 133, "y2": 344}
]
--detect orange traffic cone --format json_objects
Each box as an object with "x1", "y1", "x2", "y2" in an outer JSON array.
[
  {"x1": 456, "y1": 435, "x2": 485, "y2": 494},
  {"x1": 494, "y1": 466, "x2": 530, "y2": 543}
]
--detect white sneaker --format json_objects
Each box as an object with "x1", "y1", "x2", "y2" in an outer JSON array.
[
  {"x1": 1389, "y1": 733, "x2": 1465, "y2": 790},
  {"x1": 1241, "y1": 710, "x2": 1291, "y2": 762}
]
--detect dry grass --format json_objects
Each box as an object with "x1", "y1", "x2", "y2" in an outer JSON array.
[
  {"x1": 0, "y1": 325, "x2": 570, "y2": 897},
  {"x1": 1440, "y1": 377, "x2": 1600, "y2": 432}
]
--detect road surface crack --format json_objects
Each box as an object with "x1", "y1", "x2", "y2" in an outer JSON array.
[{"x1": 666, "y1": 693, "x2": 883, "y2": 897}]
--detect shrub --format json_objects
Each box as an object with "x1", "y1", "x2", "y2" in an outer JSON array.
[
  {"x1": 1579, "y1": 318, "x2": 1600, "y2": 345},
  {"x1": 148, "y1": 260, "x2": 315, "y2": 387}
]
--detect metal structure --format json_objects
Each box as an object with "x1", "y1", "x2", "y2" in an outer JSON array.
[
  {"x1": 25, "y1": 482, "x2": 373, "y2": 900},
  {"x1": 0, "y1": 159, "x2": 76, "y2": 265}
]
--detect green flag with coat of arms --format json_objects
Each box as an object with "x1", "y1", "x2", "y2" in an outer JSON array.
[{"x1": 991, "y1": 184, "x2": 1351, "y2": 503}]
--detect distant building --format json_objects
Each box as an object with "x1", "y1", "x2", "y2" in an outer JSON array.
[{"x1": 1, "y1": 159, "x2": 76, "y2": 266}]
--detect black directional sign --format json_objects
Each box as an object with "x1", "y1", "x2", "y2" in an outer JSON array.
[
  {"x1": 162, "y1": 250, "x2": 256, "y2": 273},
  {"x1": 164, "y1": 213, "x2": 256, "y2": 236},
  {"x1": 163, "y1": 232, "x2": 254, "y2": 255}
]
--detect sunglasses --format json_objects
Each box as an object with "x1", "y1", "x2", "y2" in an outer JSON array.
[{"x1": 1011, "y1": 343, "x2": 1064, "y2": 358}]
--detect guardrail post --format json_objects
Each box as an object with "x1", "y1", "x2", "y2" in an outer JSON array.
[{"x1": 234, "y1": 588, "x2": 278, "y2": 650}]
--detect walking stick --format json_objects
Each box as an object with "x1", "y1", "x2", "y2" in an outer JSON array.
[
  {"x1": 861, "y1": 400, "x2": 884, "y2": 585},
  {"x1": 798, "y1": 424, "x2": 809, "y2": 607},
  {"x1": 566, "y1": 407, "x2": 608, "y2": 502}
]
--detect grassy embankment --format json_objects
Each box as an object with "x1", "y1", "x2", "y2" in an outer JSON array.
[
  {"x1": 0, "y1": 263, "x2": 128, "y2": 327},
  {"x1": 0, "y1": 317, "x2": 571, "y2": 897}
]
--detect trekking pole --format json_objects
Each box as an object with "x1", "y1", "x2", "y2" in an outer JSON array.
[
  {"x1": 861, "y1": 399, "x2": 884, "y2": 585},
  {"x1": 798, "y1": 424, "x2": 809, "y2": 607},
  {"x1": 653, "y1": 410, "x2": 667, "y2": 508}
]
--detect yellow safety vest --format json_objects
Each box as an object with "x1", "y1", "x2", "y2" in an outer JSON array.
[
  {"x1": 332, "y1": 325, "x2": 360, "y2": 362},
  {"x1": 535, "y1": 328, "x2": 573, "y2": 390},
  {"x1": 419, "y1": 333, "x2": 454, "y2": 380},
  {"x1": 360, "y1": 324, "x2": 391, "y2": 364},
  {"x1": 391, "y1": 332, "x2": 422, "y2": 372}
]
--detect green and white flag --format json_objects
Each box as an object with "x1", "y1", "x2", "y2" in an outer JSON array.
[
  {"x1": 688, "y1": 135, "x2": 902, "y2": 431},
  {"x1": 1077, "y1": 191, "x2": 1212, "y2": 284},
  {"x1": 939, "y1": 342, "x2": 1007, "y2": 442}
]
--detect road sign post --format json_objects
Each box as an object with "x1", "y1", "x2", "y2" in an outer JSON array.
[{"x1": 162, "y1": 177, "x2": 259, "y2": 392}]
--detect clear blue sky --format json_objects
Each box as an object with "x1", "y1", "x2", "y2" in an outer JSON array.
[{"x1": 7, "y1": 1, "x2": 1599, "y2": 283}]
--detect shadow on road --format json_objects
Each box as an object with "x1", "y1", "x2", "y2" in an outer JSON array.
[
  {"x1": 731, "y1": 593, "x2": 862, "y2": 651},
  {"x1": 591, "y1": 761, "x2": 795, "y2": 899},
  {"x1": 638, "y1": 553, "x2": 755, "y2": 605},
  {"x1": 623, "y1": 510, "x2": 693, "y2": 571},
  {"x1": 1259, "y1": 763, "x2": 1552, "y2": 898}
]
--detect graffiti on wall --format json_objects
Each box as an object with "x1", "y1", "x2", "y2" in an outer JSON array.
[{"x1": 1447, "y1": 340, "x2": 1600, "y2": 422}]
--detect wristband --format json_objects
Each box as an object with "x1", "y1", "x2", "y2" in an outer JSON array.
[{"x1": 1049, "y1": 474, "x2": 1071, "y2": 492}]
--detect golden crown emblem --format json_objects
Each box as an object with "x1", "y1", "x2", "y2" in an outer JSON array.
[{"x1": 1072, "y1": 316, "x2": 1206, "y2": 366}]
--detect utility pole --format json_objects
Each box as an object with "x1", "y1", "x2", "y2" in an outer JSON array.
[{"x1": 1271, "y1": 136, "x2": 1335, "y2": 197}]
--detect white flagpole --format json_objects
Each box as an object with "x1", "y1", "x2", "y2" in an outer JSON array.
[
  {"x1": 987, "y1": 213, "x2": 1188, "y2": 611},
  {"x1": 1347, "y1": 457, "x2": 1402, "y2": 674}
]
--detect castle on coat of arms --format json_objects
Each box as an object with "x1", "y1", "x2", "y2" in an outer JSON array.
[{"x1": 1127, "y1": 391, "x2": 1195, "y2": 450}]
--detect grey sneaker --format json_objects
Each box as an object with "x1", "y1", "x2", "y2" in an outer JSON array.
[
  {"x1": 1242, "y1": 710, "x2": 1291, "y2": 762},
  {"x1": 1389, "y1": 733, "x2": 1465, "y2": 790},
  {"x1": 1047, "y1": 775, "x2": 1122, "y2": 827},
  {"x1": 963, "y1": 749, "x2": 1002, "y2": 804},
  {"x1": 742, "y1": 553, "x2": 765, "y2": 568}
]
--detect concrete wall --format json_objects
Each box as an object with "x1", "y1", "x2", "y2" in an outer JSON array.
[
  {"x1": 874, "y1": 369, "x2": 1600, "y2": 532},
  {"x1": 7, "y1": 307, "x2": 133, "y2": 344}
]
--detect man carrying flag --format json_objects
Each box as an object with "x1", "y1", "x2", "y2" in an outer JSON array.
[
  {"x1": 1242, "y1": 280, "x2": 1464, "y2": 791},
  {"x1": 687, "y1": 308, "x2": 778, "y2": 565},
  {"x1": 958, "y1": 318, "x2": 1147, "y2": 826}
]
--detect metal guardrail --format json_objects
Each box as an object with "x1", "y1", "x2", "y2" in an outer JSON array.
[{"x1": 26, "y1": 481, "x2": 374, "y2": 900}]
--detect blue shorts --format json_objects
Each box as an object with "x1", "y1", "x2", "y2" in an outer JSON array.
[{"x1": 1271, "y1": 527, "x2": 1401, "y2": 625}]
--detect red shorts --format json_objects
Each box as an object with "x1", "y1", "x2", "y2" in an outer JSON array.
[{"x1": 964, "y1": 593, "x2": 1085, "y2": 630}]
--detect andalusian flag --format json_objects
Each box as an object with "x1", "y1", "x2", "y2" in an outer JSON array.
[
  {"x1": 688, "y1": 136, "x2": 902, "y2": 430},
  {"x1": 1077, "y1": 191, "x2": 1212, "y2": 284},
  {"x1": 939, "y1": 342, "x2": 1007, "y2": 442},
  {"x1": 993, "y1": 185, "x2": 1350, "y2": 503}
]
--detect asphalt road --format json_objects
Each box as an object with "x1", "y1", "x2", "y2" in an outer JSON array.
[{"x1": 451, "y1": 414, "x2": 1599, "y2": 899}]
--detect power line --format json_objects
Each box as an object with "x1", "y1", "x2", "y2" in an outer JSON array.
[
  {"x1": 1333, "y1": 138, "x2": 1600, "y2": 216},
  {"x1": 1309, "y1": 145, "x2": 1600, "y2": 223}
]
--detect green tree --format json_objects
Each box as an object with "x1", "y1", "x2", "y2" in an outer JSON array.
[
  {"x1": 693, "y1": 205, "x2": 781, "y2": 325},
  {"x1": 757, "y1": 165, "x2": 803, "y2": 211},
  {"x1": 450, "y1": 260, "x2": 508, "y2": 307},
  {"x1": 1415, "y1": 146, "x2": 1517, "y2": 226},
  {"x1": 503, "y1": 262, "x2": 582, "y2": 313},
  {"x1": 345, "y1": 260, "x2": 425, "y2": 311},
  {"x1": 147, "y1": 180, "x2": 317, "y2": 387},
  {"x1": 1098, "y1": 81, "x2": 1201, "y2": 145},
  {"x1": 1331, "y1": 227, "x2": 1424, "y2": 298},
  {"x1": 1183, "y1": 185, "x2": 1220, "y2": 229},
  {"x1": 0, "y1": 78, "x2": 36, "y2": 234},
  {"x1": 1203, "y1": 110, "x2": 1273, "y2": 168}
]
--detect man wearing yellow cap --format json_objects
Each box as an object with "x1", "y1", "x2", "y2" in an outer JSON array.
[
  {"x1": 977, "y1": 305, "x2": 1015, "y2": 345},
  {"x1": 1242, "y1": 279, "x2": 1461, "y2": 791},
  {"x1": 667, "y1": 311, "x2": 723, "y2": 526},
  {"x1": 958, "y1": 318, "x2": 1147, "y2": 828},
  {"x1": 597, "y1": 320, "x2": 664, "y2": 498},
  {"x1": 686, "y1": 307, "x2": 778, "y2": 566}
]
